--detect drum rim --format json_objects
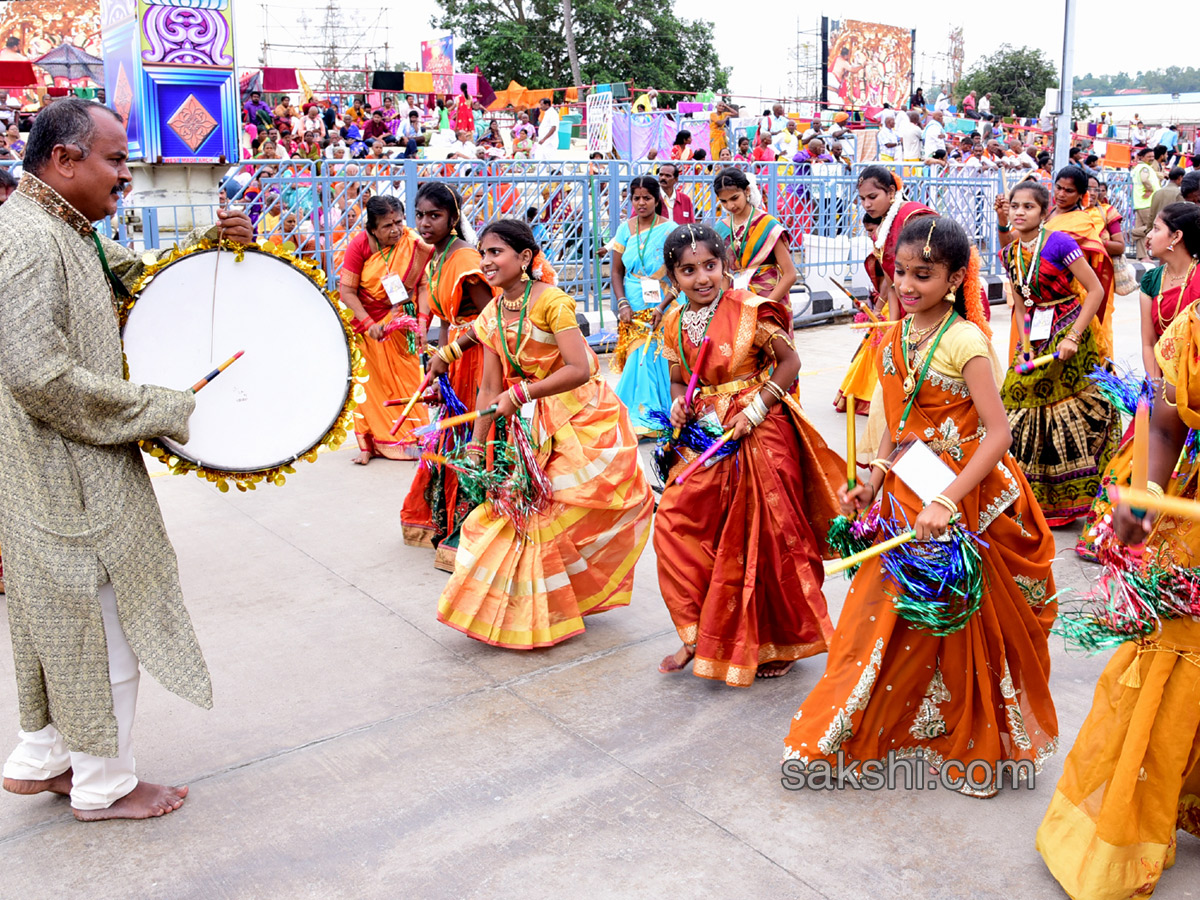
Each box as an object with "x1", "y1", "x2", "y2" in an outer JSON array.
[{"x1": 123, "y1": 241, "x2": 361, "y2": 485}]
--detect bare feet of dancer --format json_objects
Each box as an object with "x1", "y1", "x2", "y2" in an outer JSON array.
[
  {"x1": 3, "y1": 769, "x2": 73, "y2": 796},
  {"x1": 658, "y1": 644, "x2": 696, "y2": 674},
  {"x1": 352, "y1": 450, "x2": 372, "y2": 465},
  {"x1": 73, "y1": 782, "x2": 189, "y2": 822},
  {"x1": 756, "y1": 660, "x2": 795, "y2": 679}
]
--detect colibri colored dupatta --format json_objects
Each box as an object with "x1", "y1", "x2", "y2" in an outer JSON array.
[
  {"x1": 717, "y1": 210, "x2": 787, "y2": 281},
  {"x1": 871, "y1": 201, "x2": 936, "y2": 288},
  {"x1": 1046, "y1": 208, "x2": 1115, "y2": 336}
]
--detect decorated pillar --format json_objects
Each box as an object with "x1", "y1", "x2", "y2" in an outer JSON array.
[{"x1": 101, "y1": 0, "x2": 238, "y2": 164}]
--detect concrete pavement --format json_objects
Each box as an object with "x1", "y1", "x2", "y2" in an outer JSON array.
[{"x1": 2, "y1": 291, "x2": 1198, "y2": 899}]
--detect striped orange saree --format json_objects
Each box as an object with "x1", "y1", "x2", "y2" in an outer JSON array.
[
  {"x1": 340, "y1": 228, "x2": 435, "y2": 459},
  {"x1": 1047, "y1": 206, "x2": 1116, "y2": 359},
  {"x1": 436, "y1": 288, "x2": 655, "y2": 648}
]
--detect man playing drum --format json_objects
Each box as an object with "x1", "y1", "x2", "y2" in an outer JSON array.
[{"x1": 0, "y1": 99, "x2": 253, "y2": 820}]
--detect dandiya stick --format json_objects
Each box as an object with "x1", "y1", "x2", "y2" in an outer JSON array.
[
  {"x1": 389, "y1": 370, "x2": 435, "y2": 435},
  {"x1": 674, "y1": 428, "x2": 734, "y2": 485},
  {"x1": 414, "y1": 404, "x2": 499, "y2": 436},
  {"x1": 1130, "y1": 399, "x2": 1151, "y2": 517},
  {"x1": 849, "y1": 320, "x2": 898, "y2": 330},
  {"x1": 830, "y1": 279, "x2": 880, "y2": 323},
  {"x1": 846, "y1": 396, "x2": 857, "y2": 489},
  {"x1": 824, "y1": 529, "x2": 917, "y2": 576},
  {"x1": 672, "y1": 336, "x2": 713, "y2": 441},
  {"x1": 1109, "y1": 487, "x2": 1200, "y2": 522},
  {"x1": 420, "y1": 452, "x2": 471, "y2": 474},
  {"x1": 190, "y1": 350, "x2": 244, "y2": 393},
  {"x1": 1014, "y1": 352, "x2": 1058, "y2": 375}
]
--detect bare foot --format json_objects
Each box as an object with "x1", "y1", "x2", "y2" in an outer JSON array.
[
  {"x1": 3, "y1": 768, "x2": 72, "y2": 796},
  {"x1": 658, "y1": 644, "x2": 695, "y2": 674},
  {"x1": 352, "y1": 451, "x2": 372, "y2": 466},
  {"x1": 756, "y1": 660, "x2": 795, "y2": 679},
  {"x1": 72, "y1": 781, "x2": 188, "y2": 822}
]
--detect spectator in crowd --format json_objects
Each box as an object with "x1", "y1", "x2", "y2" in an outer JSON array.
[
  {"x1": 363, "y1": 109, "x2": 389, "y2": 141},
  {"x1": 772, "y1": 120, "x2": 799, "y2": 159},
  {"x1": 897, "y1": 109, "x2": 923, "y2": 164},
  {"x1": 4, "y1": 123, "x2": 23, "y2": 159},
  {"x1": 734, "y1": 136, "x2": 752, "y2": 162},
  {"x1": 910, "y1": 87, "x2": 926, "y2": 109},
  {"x1": 877, "y1": 112, "x2": 899, "y2": 164},
  {"x1": 243, "y1": 91, "x2": 273, "y2": 130},
  {"x1": 752, "y1": 131, "x2": 776, "y2": 162},
  {"x1": 800, "y1": 119, "x2": 824, "y2": 144},
  {"x1": 769, "y1": 103, "x2": 789, "y2": 135},
  {"x1": 657, "y1": 163, "x2": 695, "y2": 225},
  {"x1": 934, "y1": 86, "x2": 950, "y2": 113},
  {"x1": 922, "y1": 110, "x2": 946, "y2": 158},
  {"x1": 301, "y1": 105, "x2": 326, "y2": 141},
  {"x1": 535, "y1": 97, "x2": 559, "y2": 159},
  {"x1": 0, "y1": 165, "x2": 16, "y2": 204},
  {"x1": 1131, "y1": 145, "x2": 1162, "y2": 259},
  {"x1": 1148, "y1": 166, "x2": 1186, "y2": 226},
  {"x1": 979, "y1": 92, "x2": 992, "y2": 117},
  {"x1": 669, "y1": 129, "x2": 692, "y2": 161},
  {"x1": 829, "y1": 140, "x2": 851, "y2": 173},
  {"x1": 962, "y1": 90, "x2": 978, "y2": 119},
  {"x1": 448, "y1": 129, "x2": 476, "y2": 160},
  {"x1": 345, "y1": 96, "x2": 368, "y2": 127}
]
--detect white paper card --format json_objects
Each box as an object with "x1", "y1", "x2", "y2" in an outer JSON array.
[
  {"x1": 697, "y1": 410, "x2": 726, "y2": 468},
  {"x1": 520, "y1": 401, "x2": 536, "y2": 421},
  {"x1": 891, "y1": 439, "x2": 956, "y2": 505},
  {"x1": 382, "y1": 273, "x2": 408, "y2": 305},
  {"x1": 1030, "y1": 306, "x2": 1054, "y2": 342},
  {"x1": 639, "y1": 277, "x2": 662, "y2": 306},
  {"x1": 732, "y1": 271, "x2": 753, "y2": 291}
]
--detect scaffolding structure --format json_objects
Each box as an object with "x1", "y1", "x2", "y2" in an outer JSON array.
[{"x1": 789, "y1": 18, "x2": 824, "y2": 106}]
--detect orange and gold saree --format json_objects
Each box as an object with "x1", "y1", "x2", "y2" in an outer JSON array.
[
  {"x1": 339, "y1": 228, "x2": 435, "y2": 459},
  {"x1": 1047, "y1": 206, "x2": 1116, "y2": 359},
  {"x1": 1038, "y1": 303, "x2": 1200, "y2": 899},
  {"x1": 656, "y1": 291, "x2": 844, "y2": 685},
  {"x1": 784, "y1": 319, "x2": 1059, "y2": 795},
  {"x1": 401, "y1": 245, "x2": 496, "y2": 563},
  {"x1": 436, "y1": 288, "x2": 655, "y2": 648}
]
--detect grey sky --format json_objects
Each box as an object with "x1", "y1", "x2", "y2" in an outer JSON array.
[{"x1": 234, "y1": 0, "x2": 1180, "y2": 100}]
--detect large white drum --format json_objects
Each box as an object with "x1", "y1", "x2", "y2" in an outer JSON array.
[{"x1": 123, "y1": 247, "x2": 353, "y2": 474}]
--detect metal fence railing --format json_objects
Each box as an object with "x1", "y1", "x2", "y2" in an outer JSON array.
[{"x1": 0, "y1": 158, "x2": 1138, "y2": 313}]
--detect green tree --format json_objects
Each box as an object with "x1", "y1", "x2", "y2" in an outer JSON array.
[
  {"x1": 432, "y1": 0, "x2": 730, "y2": 96},
  {"x1": 957, "y1": 44, "x2": 1058, "y2": 118},
  {"x1": 1074, "y1": 66, "x2": 1200, "y2": 94}
]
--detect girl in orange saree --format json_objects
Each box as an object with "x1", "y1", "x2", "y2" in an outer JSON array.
[
  {"x1": 783, "y1": 216, "x2": 1059, "y2": 796},
  {"x1": 436, "y1": 220, "x2": 654, "y2": 649},
  {"x1": 1077, "y1": 202, "x2": 1200, "y2": 560},
  {"x1": 400, "y1": 183, "x2": 498, "y2": 567},
  {"x1": 654, "y1": 225, "x2": 845, "y2": 685},
  {"x1": 337, "y1": 195, "x2": 435, "y2": 463},
  {"x1": 712, "y1": 168, "x2": 797, "y2": 303},
  {"x1": 1038, "y1": 214, "x2": 1200, "y2": 897}
]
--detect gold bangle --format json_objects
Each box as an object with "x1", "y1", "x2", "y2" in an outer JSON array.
[
  {"x1": 931, "y1": 494, "x2": 958, "y2": 514},
  {"x1": 1146, "y1": 481, "x2": 1166, "y2": 497},
  {"x1": 868, "y1": 458, "x2": 892, "y2": 474}
]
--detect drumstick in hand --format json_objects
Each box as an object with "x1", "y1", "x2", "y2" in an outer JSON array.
[{"x1": 190, "y1": 350, "x2": 244, "y2": 393}]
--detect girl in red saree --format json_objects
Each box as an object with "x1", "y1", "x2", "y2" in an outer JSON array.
[
  {"x1": 654, "y1": 225, "x2": 845, "y2": 684},
  {"x1": 784, "y1": 216, "x2": 1059, "y2": 797},
  {"x1": 1078, "y1": 202, "x2": 1200, "y2": 559},
  {"x1": 437, "y1": 220, "x2": 654, "y2": 648},
  {"x1": 712, "y1": 168, "x2": 797, "y2": 303},
  {"x1": 337, "y1": 195, "x2": 435, "y2": 463},
  {"x1": 997, "y1": 179, "x2": 1120, "y2": 525},
  {"x1": 833, "y1": 166, "x2": 935, "y2": 418},
  {"x1": 400, "y1": 183, "x2": 497, "y2": 567}
]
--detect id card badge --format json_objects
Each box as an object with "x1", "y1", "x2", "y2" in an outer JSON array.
[
  {"x1": 639, "y1": 277, "x2": 662, "y2": 306},
  {"x1": 732, "y1": 270, "x2": 753, "y2": 291},
  {"x1": 1030, "y1": 306, "x2": 1054, "y2": 342},
  {"x1": 697, "y1": 411, "x2": 726, "y2": 468},
  {"x1": 890, "y1": 439, "x2": 956, "y2": 505},
  {"x1": 381, "y1": 273, "x2": 409, "y2": 305},
  {"x1": 520, "y1": 401, "x2": 536, "y2": 421}
]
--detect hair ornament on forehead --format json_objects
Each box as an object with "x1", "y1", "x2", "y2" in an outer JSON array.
[
  {"x1": 687, "y1": 225, "x2": 698, "y2": 253},
  {"x1": 922, "y1": 220, "x2": 937, "y2": 260}
]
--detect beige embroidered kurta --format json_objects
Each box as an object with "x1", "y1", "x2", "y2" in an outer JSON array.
[{"x1": 0, "y1": 175, "x2": 213, "y2": 758}]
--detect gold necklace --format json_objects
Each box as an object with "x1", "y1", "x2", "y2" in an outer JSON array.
[{"x1": 501, "y1": 287, "x2": 527, "y2": 311}]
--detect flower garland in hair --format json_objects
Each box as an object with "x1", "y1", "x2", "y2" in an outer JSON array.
[
  {"x1": 960, "y1": 247, "x2": 992, "y2": 339},
  {"x1": 872, "y1": 190, "x2": 905, "y2": 261},
  {"x1": 531, "y1": 251, "x2": 558, "y2": 286}
]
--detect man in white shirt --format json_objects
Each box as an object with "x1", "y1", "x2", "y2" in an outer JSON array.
[
  {"x1": 922, "y1": 111, "x2": 946, "y2": 158},
  {"x1": 1001, "y1": 139, "x2": 1036, "y2": 170},
  {"x1": 979, "y1": 93, "x2": 992, "y2": 117},
  {"x1": 535, "y1": 98, "x2": 559, "y2": 159},
  {"x1": 769, "y1": 103, "x2": 789, "y2": 136},
  {"x1": 877, "y1": 113, "x2": 899, "y2": 163},
  {"x1": 934, "y1": 88, "x2": 950, "y2": 113},
  {"x1": 897, "y1": 110, "x2": 923, "y2": 162},
  {"x1": 448, "y1": 129, "x2": 477, "y2": 160},
  {"x1": 1131, "y1": 115, "x2": 1147, "y2": 145},
  {"x1": 772, "y1": 120, "x2": 799, "y2": 158}
]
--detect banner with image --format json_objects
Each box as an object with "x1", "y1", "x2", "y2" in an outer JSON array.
[{"x1": 823, "y1": 17, "x2": 915, "y2": 111}]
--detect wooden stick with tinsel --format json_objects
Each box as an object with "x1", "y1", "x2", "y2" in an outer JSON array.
[
  {"x1": 645, "y1": 408, "x2": 739, "y2": 485},
  {"x1": 675, "y1": 428, "x2": 735, "y2": 484},
  {"x1": 389, "y1": 369, "x2": 434, "y2": 435},
  {"x1": 414, "y1": 404, "x2": 499, "y2": 437},
  {"x1": 672, "y1": 336, "x2": 712, "y2": 442},
  {"x1": 1014, "y1": 352, "x2": 1058, "y2": 375}
]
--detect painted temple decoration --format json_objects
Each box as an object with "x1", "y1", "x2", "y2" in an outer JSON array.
[{"x1": 100, "y1": 0, "x2": 237, "y2": 163}]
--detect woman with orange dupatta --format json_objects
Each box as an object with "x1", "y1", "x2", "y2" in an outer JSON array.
[
  {"x1": 784, "y1": 216, "x2": 1059, "y2": 797},
  {"x1": 400, "y1": 183, "x2": 497, "y2": 567},
  {"x1": 436, "y1": 220, "x2": 654, "y2": 649},
  {"x1": 654, "y1": 225, "x2": 844, "y2": 684},
  {"x1": 1038, "y1": 209, "x2": 1200, "y2": 898},
  {"x1": 1077, "y1": 202, "x2": 1200, "y2": 560},
  {"x1": 833, "y1": 166, "x2": 935, "y2": 418},
  {"x1": 712, "y1": 168, "x2": 797, "y2": 303},
  {"x1": 337, "y1": 195, "x2": 435, "y2": 463}
]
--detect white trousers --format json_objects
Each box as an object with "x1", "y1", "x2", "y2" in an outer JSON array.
[{"x1": 3, "y1": 584, "x2": 140, "y2": 810}]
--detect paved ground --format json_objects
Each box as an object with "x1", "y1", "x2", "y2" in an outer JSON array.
[{"x1": 2, "y1": 292, "x2": 1199, "y2": 900}]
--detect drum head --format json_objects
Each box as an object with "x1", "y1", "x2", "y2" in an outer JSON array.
[{"x1": 123, "y1": 248, "x2": 352, "y2": 473}]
